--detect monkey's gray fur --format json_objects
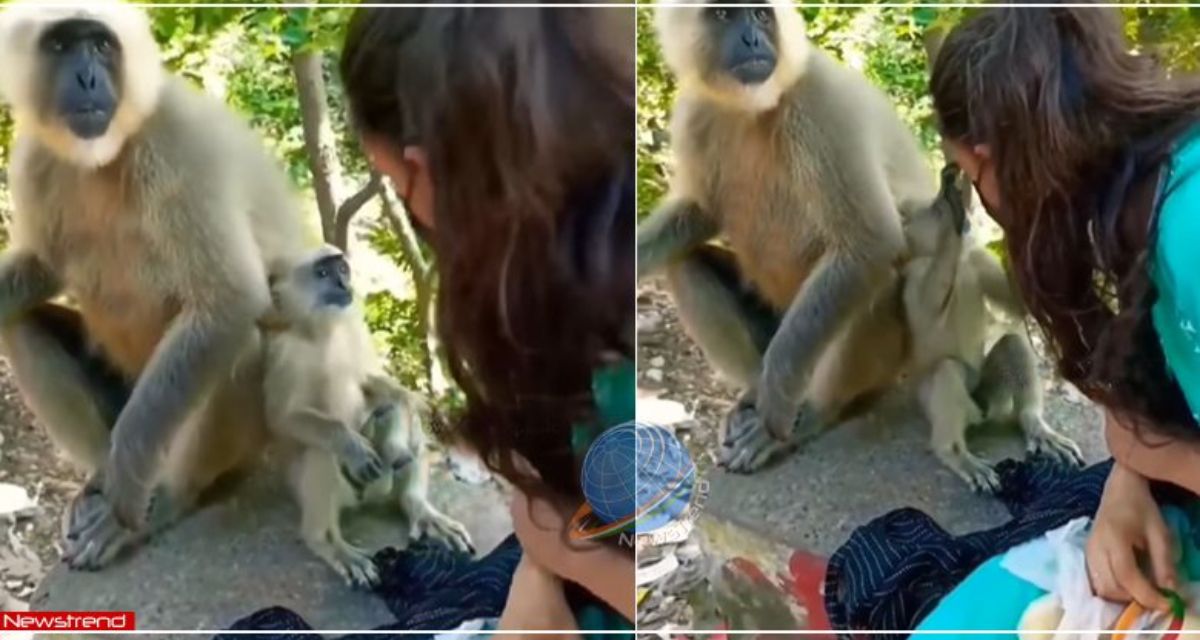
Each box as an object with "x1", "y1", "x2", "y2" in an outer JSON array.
[
  {"x1": 262, "y1": 246, "x2": 473, "y2": 588},
  {"x1": 638, "y1": 1, "x2": 938, "y2": 473},
  {"x1": 0, "y1": 0, "x2": 311, "y2": 569},
  {"x1": 902, "y1": 164, "x2": 1083, "y2": 492}
]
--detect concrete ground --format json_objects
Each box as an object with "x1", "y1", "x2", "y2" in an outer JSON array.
[
  {"x1": 701, "y1": 392, "x2": 1107, "y2": 555},
  {"x1": 30, "y1": 451, "x2": 512, "y2": 635}
]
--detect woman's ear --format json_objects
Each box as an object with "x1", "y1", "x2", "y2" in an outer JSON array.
[
  {"x1": 364, "y1": 136, "x2": 436, "y2": 231},
  {"x1": 943, "y1": 139, "x2": 984, "y2": 182}
]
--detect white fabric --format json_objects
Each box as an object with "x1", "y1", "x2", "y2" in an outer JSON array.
[
  {"x1": 433, "y1": 617, "x2": 498, "y2": 639},
  {"x1": 1001, "y1": 517, "x2": 1125, "y2": 638}
]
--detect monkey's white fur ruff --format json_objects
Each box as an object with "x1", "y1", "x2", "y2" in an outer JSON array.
[
  {"x1": 0, "y1": 0, "x2": 165, "y2": 168},
  {"x1": 654, "y1": 0, "x2": 810, "y2": 112}
]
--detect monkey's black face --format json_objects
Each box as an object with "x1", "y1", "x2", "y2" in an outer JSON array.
[
  {"x1": 311, "y1": 254, "x2": 353, "y2": 309},
  {"x1": 706, "y1": 4, "x2": 778, "y2": 86},
  {"x1": 40, "y1": 19, "x2": 123, "y2": 140},
  {"x1": 938, "y1": 163, "x2": 970, "y2": 236}
]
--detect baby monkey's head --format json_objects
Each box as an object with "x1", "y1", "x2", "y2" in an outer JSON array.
[
  {"x1": 268, "y1": 245, "x2": 355, "y2": 331},
  {"x1": 904, "y1": 162, "x2": 973, "y2": 257}
]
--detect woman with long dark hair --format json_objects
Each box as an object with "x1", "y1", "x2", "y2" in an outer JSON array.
[
  {"x1": 911, "y1": 3, "x2": 1200, "y2": 629},
  {"x1": 340, "y1": 6, "x2": 635, "y2": 633}
]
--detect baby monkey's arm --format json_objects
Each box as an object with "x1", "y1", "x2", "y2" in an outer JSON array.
[{"x1": 283, "y1": 407, "x2": 384, "y2": 488}]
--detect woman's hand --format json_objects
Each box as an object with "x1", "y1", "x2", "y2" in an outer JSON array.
[
  {"x1": 506, "y1": 457, "x2": 636, "y2": 620},
  {"x1": 509, "y1": 487, "x2": 583, "y2": 580},
  {"x1": 1085, "y1": 462, "x2": 1178, "y2": 612}
]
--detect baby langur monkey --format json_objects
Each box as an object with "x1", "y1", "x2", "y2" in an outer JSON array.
[
  {"x1": 901, "y1": 164, "x2": 1084, "y2": 492},
  {"x1": 262, "y1": 246, "x2": 473, "y2": 588}
]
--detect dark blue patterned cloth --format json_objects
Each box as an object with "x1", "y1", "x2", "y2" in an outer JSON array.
[
  {"x1": 823, "y1": 456, "x2": 1114, "y2": 636},
  {"x1": 216, "y1": 534, "x2": 522, "y2": 639}
]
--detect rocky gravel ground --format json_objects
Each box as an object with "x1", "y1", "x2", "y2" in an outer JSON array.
[{"x1": 0, "y1": 359, "x2": 85, "y2": 612}]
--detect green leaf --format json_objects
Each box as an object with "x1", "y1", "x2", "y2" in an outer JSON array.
[
  {"x1": 912, "y1": 7, "x2": 938, "y2": 28},
  {"x1": 281, "y1": 25, "x2": 310, "y2": 49}
]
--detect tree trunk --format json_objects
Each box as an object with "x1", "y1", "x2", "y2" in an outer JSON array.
[
  {"x1": 293, "y1": 51, "x2": 345, "y2": 247},
  {"x1": 923, "y1": 26, "x2": 946, "y2": 72},
  {"x1": 415, "y1": 270, "x2": 451, "y2": 396}
]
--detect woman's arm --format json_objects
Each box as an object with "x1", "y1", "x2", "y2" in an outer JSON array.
[
  {"x1": 496, "y1": 555, "x2": 580, "y2": 638},
  {"x1": 1105, "y1": 409, "x2": 1200, "y2": 494},
  {"x1": 557, "y1": 540, "x2": 636, "y2": 621}
]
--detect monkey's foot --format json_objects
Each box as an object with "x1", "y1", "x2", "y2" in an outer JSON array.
[
  {"x1": 409, "y1": 506, "x2": 475, "y2": 555},
  {"x1": 322, "y1": 542, "x2": 381, "y2": 590},
  {"x1": 63, "y1": 500, "x2": 138, "y2": 571},
  {"x1": 718, "y1": 404, "x2": 797, "y2": 474},
  {"x1": 1023, "y1": 420, "x2": 1085, "y2": 467},
  {"x1": 936, "y1": 446, "x2": 1000, "y2": 494}
]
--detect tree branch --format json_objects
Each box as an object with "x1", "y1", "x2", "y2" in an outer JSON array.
[
  {"x1": 379, "y1": 185, "x2": 430, "y2": 278},
  {"x1": 333, "y1": 171, "x2": 382, "y2": 250},
  {"x1": 378, "y1": 185, "x2": 448, "y2": 394},
  {"x1": 923, "y1": 26, "x2": 946, "y2": 72},
  {"x1": 292, "y1": 51, "x2": 346, "y2": 244}
]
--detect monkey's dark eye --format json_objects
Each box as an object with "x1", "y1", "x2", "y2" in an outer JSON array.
[
  {"x1": 95, "y1": 37, "x2": 112, "y2": 54},
  {"x1": 713, "y1": 8, "x2": 730, "y2": 21},
  {"x1": 48, "y1": 37, "x2": 66, "y2": 53},
  {"x1": 753, "y1": 8, "x2": 773, "y2": 23},
  {"x1": 316, "y1": 267, "x2": 329, "y2": 279}
]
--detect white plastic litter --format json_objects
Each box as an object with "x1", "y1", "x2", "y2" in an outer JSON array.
[
  {"x1": 637, "y1": 551, "x2": 679, "y2": 586},
  {"x1": 0, "y1": 484, "x2": 34, "y2": 521},
  {"x1": 636, "y1": 396, "x2": 691, "y2": 426}
]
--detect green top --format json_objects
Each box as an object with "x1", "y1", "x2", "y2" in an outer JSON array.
[
  {"x1": 1151, "y1": 125, "x2": 1200, "y2": 423},
  {"x1": 573, "y1": 358, "x2": 636, "y2": 456},
  {"x1": 571, "y1": 358, "x2": 636, "y2": 639}
]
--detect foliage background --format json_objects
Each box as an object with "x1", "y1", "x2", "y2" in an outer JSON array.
[
  {"x1": 0, "y1": 4, "x2": 1199, "y2": 402},
  {"x1": 0, "y1": 3, "x2": 446, "y2": 404},
  {"x1": 635, "y1": 4, "x2": 1200, "y2": 220}
]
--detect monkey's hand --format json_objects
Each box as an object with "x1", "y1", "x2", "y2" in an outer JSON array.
[
  {"x1": 63, "y1": 474, "x2": 143, "y2": 570},
  {"x1": 337, "y1": 430, "x2": 386, "y2": 490},
  {"x1": 718, "y1": 396, "x2": 823, "y2": 474}
]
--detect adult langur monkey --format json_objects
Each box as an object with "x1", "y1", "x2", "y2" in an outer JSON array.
[
  {"x1": 0, "y1": 1, "x2": 310, "y2": 568},
  {"x1": 637, "y1": 1, "x2": 940, "y2": 473}
]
